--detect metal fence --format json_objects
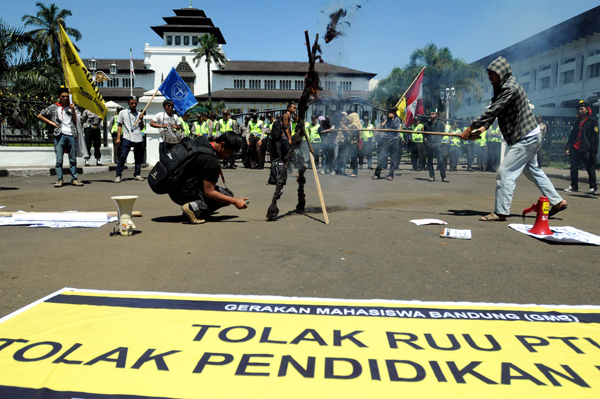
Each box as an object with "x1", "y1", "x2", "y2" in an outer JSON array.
[{"x1": 0, "y1": 98, "x2": 54, "y2": 146}]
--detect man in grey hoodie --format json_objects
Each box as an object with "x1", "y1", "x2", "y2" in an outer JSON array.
[{"x1": 461, "y1": 56, "x2": 567, "y2": 221}]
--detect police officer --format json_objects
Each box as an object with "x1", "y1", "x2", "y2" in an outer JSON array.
[
  {"x1": 440, "y1": 123, "x2": 451, "y2": 169},
  {"x1": 108, "y1": 106, "x2": 124, "y2": 163},
  {"x1": 475, "y1": 127, "x2": 487, "y2": 172},
  {"x1": 411, "y1": 117, "x2": 425, "y2": 171},
  {"x1": 217, "y1": 109, "x2": 238, "y2": 169},
  {"x1": 359, "y1": 115, "x2": 374, "y2": 169},
  {"x1": 247, "y1": 112, "x2": 263, "y2": 169},
  {"x1": 307, "y1": 114, "x2": 321, "y2": 168},
  {"x1": 448, "y1": 122, "x2": 462, "y2": 171},
  {"x1": 487, "y1": 123, "x2": 502, "y2": 172}
]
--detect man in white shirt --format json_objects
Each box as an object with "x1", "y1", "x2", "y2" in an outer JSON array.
[
  {"x1": 37, "y1": 87, "x2": 84, "y2": 187},
  {"x1": 115, "y1": 96, "x2": 145, "y2": 183},
  {"x1": 150, "y1": 99, "x2": 182, "y2": 159}
]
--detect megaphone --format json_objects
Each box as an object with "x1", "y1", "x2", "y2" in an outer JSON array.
[
  {"x1": 522, "y1": 196, "x2": 553, "y2": 236},
  {"x1": 111, "y1": 195, "x2": 138, "y2": 237}
]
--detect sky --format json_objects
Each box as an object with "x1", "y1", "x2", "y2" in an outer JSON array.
[{"x1": 3, "y1": 0, "x2": 600, "y2": 81}]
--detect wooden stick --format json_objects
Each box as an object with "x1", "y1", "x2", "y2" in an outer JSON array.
[
  {"x1": 308, "y1": 152, "x2": 329, "y2": 225},
  {"x1": 320, "y1": 128, "x2": 460, "y2": 137},
  {"x1": 133, "y1": 89, "x2": 160, "y2": 126},
  {"x1": 0, "y1": 211, "x2": 143, "y2": 217}
]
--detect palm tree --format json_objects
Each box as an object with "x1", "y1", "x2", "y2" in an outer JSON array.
[
  {"x1": 192, "y1": 34, "x2": 226, "y2": 104},
  {"x1": 22, "y1": 2, "x2": 81, "y2": 61}
]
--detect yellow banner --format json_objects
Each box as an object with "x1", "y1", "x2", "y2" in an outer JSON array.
[
  {"x1": 1, "y1": 288, "x2": 600, "y2": 398},
  {"x1": 58, "y1": 25, "x2": 107, "y2": 119},
  {"x1": 396, "y1": 96, "x2": 407, "y2": 123}
]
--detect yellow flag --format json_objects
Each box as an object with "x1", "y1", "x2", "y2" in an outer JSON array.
[
  {"x1": 58, "y1": 24, "x2": 107, "y2": 118},
  {"x1": 396, "y1": 97, "x2": 407, "y2": 123}
]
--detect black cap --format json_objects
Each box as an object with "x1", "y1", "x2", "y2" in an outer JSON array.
[
  {"x1": 223, "y1": 109, "x2": 230, "y2": 115},
  {"x1": 388, "y1": 108, "x2": 396, "y2": 114},
  {"x1": 577, "y1": 101, "x2": 591, "y2": 109},
  {"x1": 252, "y1": 112, "x2": 258, "y2": 118},
  {"x1": 128, "y1": 96, "x2": 138, "y2": 102},
  {"x1": 311, "y1": 114, "x2": 318, "y2": 119},
  {"x1": 266, "y1": 113, "x2": 273, "y2": 118}
]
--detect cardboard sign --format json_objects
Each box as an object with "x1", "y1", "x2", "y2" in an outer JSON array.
[{"x1": 1, "y1": 288, "x2": 600, "y2": 398}]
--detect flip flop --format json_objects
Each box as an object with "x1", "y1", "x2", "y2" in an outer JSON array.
[
  {"x1": 372, "y1": 176, "x2": 379, "y2": 180},
  {"x1": 386, "y1": 176, "x2": 393, "y2": 181},
  {"x1": 349, "y1": 174, "x2": 358, "y2": 178},
  {"x1": 479, "y1": 213, "x2": 507, "y2": 221},
  {"x1": 548, "y1": 200, "x2": 568, "y2": 217}
]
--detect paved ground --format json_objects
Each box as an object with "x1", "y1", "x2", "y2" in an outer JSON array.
[{"x1": 0, "y1": 164, "x2": 598, "y2": 318}]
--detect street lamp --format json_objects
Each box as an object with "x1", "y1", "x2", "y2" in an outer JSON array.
[
  {"x1": 109, "y1": 62, "x2": 118, "y2": 87},
  {"x1": 89, "y1": 57, "x2": 97, "y2": 80},
  {"x1": 440, "y1": 87, "x2": 455, "y2": 125}
]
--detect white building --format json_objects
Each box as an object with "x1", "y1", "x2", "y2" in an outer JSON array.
[{"x1": 457, "y1": 5, "x2": 600, "y2": 129}]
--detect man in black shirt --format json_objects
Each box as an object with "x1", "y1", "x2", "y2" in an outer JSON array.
[
  {"x1": 565, "y1": 101, "x2": 599, "y2": 194},
  {"x1": 425, "y1": 109, "x2": 448, "y2": 183},
  {"x1": 168, "y1": 132, "x2": 249, "y2": 224}
]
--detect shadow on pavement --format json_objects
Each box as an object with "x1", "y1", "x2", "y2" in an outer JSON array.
[
  {"x1": 0, "y1": 187, "x2": 19, "y2": 190},
  {"x1": 442, "y1": 209, "x2": 490, "y2": 217},
  {"x1": 152, "y1": 215, "x2": 184, "y2": 223}
]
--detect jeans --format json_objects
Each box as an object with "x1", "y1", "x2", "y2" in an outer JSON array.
[
  {"x1": 116, "y1": 138, "x2": 144, "y2": 178},
  {"x1": 169, "y1": 184, "x2": 231, "y2": 219},
  {"x1": 54, "y1": 134, "x2": 77, "y2": 181},
  {"x1": 495, "y1": 134, "x2": 562, "y2": 215},
  {"x1": 426, "y1": 145, "x2": 446, "y2": 179},
  {"x1": 569, "y1": 149, "x2": 597, "y2": 191},
  {"x1": 321, "y1": 142, "x2": 334, "y2": 172},
  {"x1": 375, "y1": 138, "x2": 400, "y2": 178}
]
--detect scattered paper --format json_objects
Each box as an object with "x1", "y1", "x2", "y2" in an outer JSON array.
[
  {"x1": 0, "y1": 212, "x2": 117, "y2": 228},
  {"x1": 440, "y1": 228, "x2": 472, "y2": 240},
  {"x1": 0, "y1": 206, "x2": 5, "y2": 209},
  {"x1": 509, "y1": 224, "x2": 600, "y2": 245},
  {"x1": 410, "y1": 219, "x2": 448, "y2": 226}
]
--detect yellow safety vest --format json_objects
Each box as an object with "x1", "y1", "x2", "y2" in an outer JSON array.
[
  {"x1": 111, "y1": 115, "x2": 119, "y2": 134},
  {"x1": 361, "y1": 124, "x2": 374, "y2": 140},
  {"x1": 249, "y1": 120, "x2": 262, "y2": 136},
  {"x1": 412, "y1": 124, "x2": 424, "y2": 142},
  {"x1": 182, "y1": 121, "x2": 190, "y2": 138},
  {"x1": 219, "y1": 119, "x2": 234, "y2": 133},
  {"x1": 475, "y1": 130, "x2": 487, "y2": 147},
  {"x1": 489, "y1": 127, "x2": 502, "y2": 143},
  {"x1": 200, "y1": 121, "x2": 209, "y2": 137},
  {"x1": 450, "y1": 136, "x2": 462, "y2": 147},
  {"x1": 309, "y1": 123, "x2": 321, "y2": 143},
  {"x1": 193, "y1": 121, "x2": 201, "y2": 136}
]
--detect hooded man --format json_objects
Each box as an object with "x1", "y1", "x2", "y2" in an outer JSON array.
[
  {"x1": 564, "y1": 101, "x2": 598, "y2": 194},
  {"x1": 461, "y1": 56, "x2": 567, "y2": 221}
]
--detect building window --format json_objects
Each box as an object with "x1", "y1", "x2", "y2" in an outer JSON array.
[
  {"x1": 97, "y1": 81, "x2": 103, "y2": 88},
  {"x1": 522, "y1": 71, "x2": 530, "y2": 76},
  {"x1": 192, "y1": 36, "x2": 199, "y2": 46},
  {"x1": 541, "y1": 64, "x2": 551, "y2": 71},
  {"x1": 107, "y1": 78, "x2": 119, "y2": 88},
  {"x1": 562, "y1": 70, "x2": 574, "y2": 84},
  {"x1": 590, "y1": 62, "x2": 600, "y2": 78},
  {"x1": 540, "y1": 76, "x2": 550, "y2": 89},
  {"x1": 184, "y1": 36, "x2": 190, "y2": 46},
  {"x1": 562, "y1": 56, "x2": 576, "y2": 64},
  {"x1": 175, "y1": 36, "x2": 181, "y2": 45},
  {"x1": 234, "y1": 79, "x2": 247, "y2": 89},
  {"x1": 166, "y1": 36, "x2": 172, "y2": 45},
  {"x1": 589, "y1": 49, "x2": 600, "y2": 57},
  {"x1": 122, "y1": 78, "x2": 134, "y2": 87},
  {"x1": 294, "y1": 80, "x2": 304, "y2": 90},
  {"x1": 522, "y1": 81, "x2": 529, "y2": 92}
]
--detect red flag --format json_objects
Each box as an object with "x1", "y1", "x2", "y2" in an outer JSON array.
[{"x1": 404, "y1": 70, "x2": 424, "y2": 127}]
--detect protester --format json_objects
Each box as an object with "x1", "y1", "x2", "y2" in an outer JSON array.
[
  {"x1": 332, "y1": 112, "x2": 348, "y2": 175},
  {"x1": 564, "y1": 101, "x2": 598, "y2": 194},
  {"x1": 167, "y1": 133, "x2": 249, "y2": 224},
  {"x1": 425, "y1": 109, "x2": 448, "y2": 183},
  {"x1": 37, "y1": 87, "x2": 84, "y2": 187},
  {"x1": 345, "y1": 112, "x2": 361, "y2": 177},
  {"x1": 319, "y1": 116, "x2": 334, "y2": 174},
  {"x1": 82, "y1": 109, "x2": 103, "y2": 166},
  {"x1": 461, "y1": 56, "x2": 567, "y2": 221},
  {"x1": 115, "y1": 96, "x2": 145, "y2": 183},
  {"x1": 247, "y1": 112, "x2": 263, "y2": 169},
  {"x1": 307, "y1": 114, "x2": 321, "y2": 168},
  {"x1": 150, "y1": 99, "x2": 183, "y2": 159},
  {"x1": 373, "y1": 108, "x2": 401, "y2": 180},
  {"x1": 239, "y1": 115, "x2": 251, "y2": 168}
]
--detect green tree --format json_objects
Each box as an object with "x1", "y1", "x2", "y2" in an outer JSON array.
[
  {"x1": 191, "y1": 34, "x2": 226, "y2": 103},
  {"x1": 370, "y1": 43, "x2": 485, "y2": 118},
  {"x1": 22, "y1": 2, "x2": 81, "y2": 61}
]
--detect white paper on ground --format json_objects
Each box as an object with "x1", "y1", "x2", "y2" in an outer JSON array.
[
  {"x1": 508, "y1": 224, "x2": 600, "y2": 245},
  {"x1": 0, "y1": 206, "x2": 5, "y2": 209},
  {"x1": 410, "y1": 219, "x2": 448, "y2": 226},
  {"x1": 440, "y1": 228, "x2": 472, "y2": 240},
  {"x1": 0, "y1": 212, "x2": 117, "y2": 228}
]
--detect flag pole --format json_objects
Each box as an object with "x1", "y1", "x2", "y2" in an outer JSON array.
[
  {"x1": 129, "y1": 48, "x2": 133, "y2": 97},
  {"x1": 132, "y1": 88, "x2": 160, "y2": 126},
  {"x1": 397, "y1": 66, "x2": 426, "y2": 105}
]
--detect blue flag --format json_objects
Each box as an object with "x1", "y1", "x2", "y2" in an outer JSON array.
[{"x1": 158, "y1": 68, "x2": 197, "y2": 116}]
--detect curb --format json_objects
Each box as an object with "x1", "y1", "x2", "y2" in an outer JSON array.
[{"x1": 0, "y1": 164, "x2": 149, "y2": 178}]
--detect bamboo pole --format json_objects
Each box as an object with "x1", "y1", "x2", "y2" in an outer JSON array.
[
  {"x1": 319, "y1": 128, "x2": 461, "y2": 137},
  {"x1": 132, "y1": 89, "x2": 161, "y2": 126}
]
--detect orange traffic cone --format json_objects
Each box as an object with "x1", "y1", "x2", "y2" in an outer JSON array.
[{"x1": 522, "y1": 196, "x2": 553, "y2": 235}]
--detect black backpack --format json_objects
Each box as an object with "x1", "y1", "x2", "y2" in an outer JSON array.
[
  {"x1": 268, "y1": 158, "x2": 286, "y2": 185},
  {"x1": 148, "y1": 137, "x2": 217, "y2": 194}
]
